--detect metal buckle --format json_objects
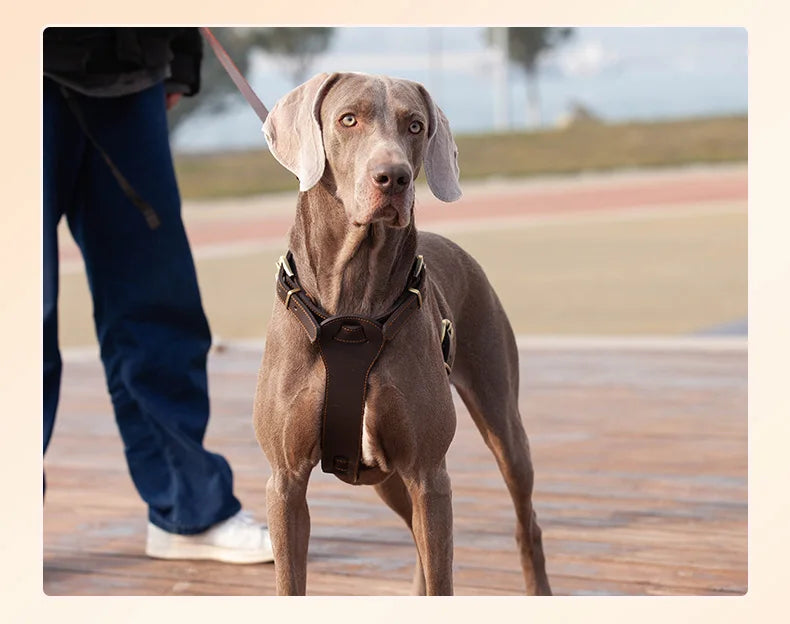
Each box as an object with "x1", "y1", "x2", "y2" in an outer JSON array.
[
  {"x1": 413, "y1": 254, "x2": 425, "y2": 277},
  {"x1": 407, "y1": 287, "x2": 422, "y2": 309},
  {"x1": 284, "y1": 287, "x2": 302, "y2": 309},
  {"x1": 440, "y1": 318, "x2": 454, "y2": 342},
  {"x1": 276, "y1": 254, "x2": 295, "y2": 278}
]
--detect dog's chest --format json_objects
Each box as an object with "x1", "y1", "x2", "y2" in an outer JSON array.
[
  {"x1": 358, "y1": 385, "x2": 407, "y2": 473},
  {"x1": 361, "y1": 402, "x2": 378, "y2": 467}
]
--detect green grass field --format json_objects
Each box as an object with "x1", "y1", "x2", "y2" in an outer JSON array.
[{"x1": 174, "y1": 115, "x2": 747, "y2": 200}]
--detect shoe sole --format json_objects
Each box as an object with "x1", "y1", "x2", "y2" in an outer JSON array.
[{"x1": 146, "y1": 542, "x2": 274, "y2": 564}]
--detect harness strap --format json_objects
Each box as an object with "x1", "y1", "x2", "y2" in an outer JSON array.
[
  {"x1": 275, "y1": 252, "x2": 426, "y2": 344},
  {"x1": 275, "y1": 276, "x2": 322, "y2": 343},
  {"x1": 274, "y1": 251, "x2": 427, "y2": 483},
  {"x1": 317, "y1": 316, "x2": 384, "y2": 482}
]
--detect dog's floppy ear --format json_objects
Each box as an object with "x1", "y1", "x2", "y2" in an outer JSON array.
[
  {"x1": 418, "y1": 85, "x2": 462, "y2": 203},
  {"x1": 263, "y1": 73, "x2": 339, "y2": 192}
]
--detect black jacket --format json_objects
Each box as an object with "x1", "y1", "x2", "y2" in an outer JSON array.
[{"x1": 43, "y1": 27, "x2": 203, "y2": 97}]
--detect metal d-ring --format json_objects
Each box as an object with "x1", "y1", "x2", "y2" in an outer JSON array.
[
  {"x1": 284, "y1": 287, "x2": 302, "y2": 308},
  {"x1": 407, "y1": 287, "x2": 422, "y2": 308},
  {"x1": 276, "y1": 254, "x2": 295, "y2": 278},
  {"x1": 440, "y1": 318, "x2": 454, "y2": 342}
]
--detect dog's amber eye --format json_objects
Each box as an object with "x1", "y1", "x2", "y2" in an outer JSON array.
[
  {"x1": 340, "y1": 114, "x2": 357, "y2": 127},
  {"x1": 409, "y1": 121, "x2": 423, "y2": 134}
]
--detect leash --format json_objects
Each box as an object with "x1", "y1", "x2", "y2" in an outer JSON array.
[
  {"x1": 60, "y1": 85, "x2": 162, "y2": 230},
  {"x1": 199, "y1": 27, "x2": 270, "y2": 123}
]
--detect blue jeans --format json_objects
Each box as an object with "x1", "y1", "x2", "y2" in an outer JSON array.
[{"x1": 43, "y1": 78, "x2": 241, "y2": 534}]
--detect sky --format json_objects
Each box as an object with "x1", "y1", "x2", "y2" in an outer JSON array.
[{"x1": 172, "y1": 27, "x2": 747, "y2": 153}]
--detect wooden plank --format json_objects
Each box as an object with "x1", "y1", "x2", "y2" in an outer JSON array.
[{"x1": 43, "y1": 343, "x2": 746, "y2": 595}]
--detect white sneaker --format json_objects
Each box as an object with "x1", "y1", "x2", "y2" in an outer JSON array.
[{"x1": 146, "y1": 510, "x2": 274, "y2": 564}]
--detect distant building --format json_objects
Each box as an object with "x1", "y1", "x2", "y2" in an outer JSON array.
[{"x1": 556, "y1": 100, "x2": 602, "y2": 129}]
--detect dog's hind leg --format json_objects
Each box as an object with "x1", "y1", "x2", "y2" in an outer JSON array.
[
  {"x1": 374, "y1": 472, "x2": 427, "y2": 595},
  {"x1": 451, "y1": 315, "x2": 552, "y2": 595},
  {"x1": 454, "y1": 378, "x2": 551, "y2": 595}
]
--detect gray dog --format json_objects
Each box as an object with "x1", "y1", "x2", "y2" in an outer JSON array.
[{"x1": 253, "y1": 72, "x2": 550, "y2": 596}]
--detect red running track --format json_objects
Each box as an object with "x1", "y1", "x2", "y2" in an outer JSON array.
[{"x1": 59, "y1": 168, "x2": 746, "y2": 263}]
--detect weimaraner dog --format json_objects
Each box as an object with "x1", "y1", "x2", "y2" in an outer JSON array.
[{"x1": 253, "y1": 72, "x2": 550, "y2": 596}]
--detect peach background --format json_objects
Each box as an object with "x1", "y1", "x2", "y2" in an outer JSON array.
[{"x1": 2, "y1": 1, "x2": 787, "y2": 620}]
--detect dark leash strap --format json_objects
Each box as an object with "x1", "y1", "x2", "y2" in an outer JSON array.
[
  {"x1": 275, "y1": 252, "x2": 437, "y2": 484},
  {"x1": 60, "y1": 85, "x2": 161, "y2": 230}
]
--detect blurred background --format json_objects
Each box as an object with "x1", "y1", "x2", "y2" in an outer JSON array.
[{"x1": 57, "y1": 27, "x2": 747, "y2": 348}]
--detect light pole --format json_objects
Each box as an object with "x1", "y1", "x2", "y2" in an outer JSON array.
[
  {"x1": 493, "y1": 27, "x2": 510, "y2": 131},
  {"x1": 428, "y1": 28, "x2": 443, "y2": 105}
]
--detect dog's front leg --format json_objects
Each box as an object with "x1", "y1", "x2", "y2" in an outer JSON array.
[
  {"x1": 404, "y1": 464, "x2": 454, "y2": 595},
  {"x1": 266, "y1": 467, "x2": 312, "y2": 595}
]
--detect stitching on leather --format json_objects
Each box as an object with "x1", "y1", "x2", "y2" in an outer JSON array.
[
  {"x1": 276, "y1": 276, "x2": 326, "y2": 322},
  {"x1": 330, "y1": 316, "x2": 380, "y2": 328},
  {"x1": 385, "y1": 298, "x2": 417, "y2": 339},
  {"x1": 317, "y1": 340, "x2": 330, "y2": 466},
  {"x1": 289, "y1": 296, "x2": 318, "y2": 341}
]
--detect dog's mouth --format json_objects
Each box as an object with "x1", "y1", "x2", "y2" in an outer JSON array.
[
  {"x1": 377, "y1": 205, "x2": 402, "y2": 226},
  {"x1": 349, "y1": 180, "x2": 414, "y2": 229},
  {"x1": 352, "y1": 202, "x2": 410, "y2": 229}
]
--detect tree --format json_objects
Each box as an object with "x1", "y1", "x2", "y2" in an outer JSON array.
[
  {"x1": 256, "y1": 27, "x2": 335, "y2": 87},
  {"x1": 487, "y1": 27, "x2": 574, "y2": 128},
  {"x1": 168, "y1": 27, "x2": 335, "y2": 131}
]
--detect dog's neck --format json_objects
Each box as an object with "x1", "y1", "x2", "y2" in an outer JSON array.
[{"x1": 288, "y1": 184, "x2": 418, "y2": 317}]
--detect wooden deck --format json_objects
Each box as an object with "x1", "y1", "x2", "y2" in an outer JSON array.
[{"x1": 43, "y1": 338, "x2": 747, "y2": 596}]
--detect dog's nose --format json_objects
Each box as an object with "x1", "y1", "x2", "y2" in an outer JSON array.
[{"x1": 371, "y1": 163, "x2": 412, "y2": 195}]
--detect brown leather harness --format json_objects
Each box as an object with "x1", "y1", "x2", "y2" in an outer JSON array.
[{"x1": 274, "y1": 252, "x2": 452, "y2": 485}]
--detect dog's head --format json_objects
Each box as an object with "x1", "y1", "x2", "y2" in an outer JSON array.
[{"x1": 263, "y1": 72, "x2": 462, "y2": 229}]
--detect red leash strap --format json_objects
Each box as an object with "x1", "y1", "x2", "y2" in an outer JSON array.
[{"x1": 199, "y1": 27, "x2": 270, "y2": 123}]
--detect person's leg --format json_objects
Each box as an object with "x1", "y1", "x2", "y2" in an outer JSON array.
[
  {"x1": 43, "y1": 78, "x2": 86, "y2": 460},
  {"x1": 63, "y1": 82, "x2": 240, "y2": 533}
]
